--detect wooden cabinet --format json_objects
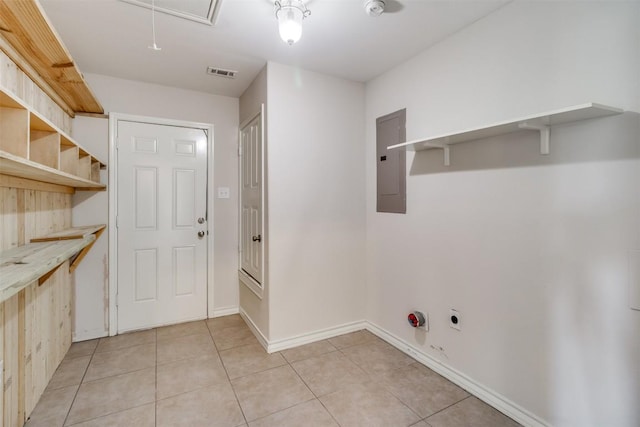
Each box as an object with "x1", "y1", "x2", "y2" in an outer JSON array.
[{"x1": 0, "y1": 88, "x2": 106, "y2": 191}]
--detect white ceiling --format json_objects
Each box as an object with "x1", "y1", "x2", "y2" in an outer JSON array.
[{"x1": 40, "y1": 0, "x2": 509, "y2": 98}]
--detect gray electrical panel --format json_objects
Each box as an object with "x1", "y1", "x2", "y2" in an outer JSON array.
[{"x1": 376, "y1": 109, "x2": 406, "y2": 214}]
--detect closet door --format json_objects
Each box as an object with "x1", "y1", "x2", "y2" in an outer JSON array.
[{"x1": 240, "y1": 112, "x2": 263, "y2": 286}]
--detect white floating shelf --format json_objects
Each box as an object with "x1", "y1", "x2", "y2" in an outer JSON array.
[{"x1": 387, "y1": 103, "x2": 624, "y2": 166}]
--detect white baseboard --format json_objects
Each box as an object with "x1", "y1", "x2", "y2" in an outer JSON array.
[
  {"x1": 232, "y1": 313, "x2": 548, "y2": 426},
  {"x1": 211, "y1": 306, "x2": 239, "y2": 318},
  {"x1": 72, "y1": 328, "x2": 108, "y2": 342},
  {"x1": 238, "y1": 309, "x2": 368, "y2": 354},
  {"x1": 267, "y1": 320, "x2": 368, "y2": 353},
  {"x1": 365, "y1": 321, "x2": 549, "y2": 427},
  {"x1": 239, "y1": 308, "x2": 270, "y2": 351}
]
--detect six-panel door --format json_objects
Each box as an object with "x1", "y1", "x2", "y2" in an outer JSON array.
[{"x1": 116, "y1": 120, "x2": 208, "y2": 332}]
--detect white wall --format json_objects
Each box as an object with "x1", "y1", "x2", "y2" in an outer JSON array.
[
  {"x1": 267, "y1": 62, "x2": 367, "y2": 341},
  {"x1": 239, "y1": 66, "x2": 270, "y2": 339},
  {"x1": 365, "y1": 2, "x2": 639, "y2": 426},
  {"x1": 72, "y1": 117, "x2": 109, "y2": 340},
  {"x1": 72, "y1": 74, "x2": 239, "y2": 340}
]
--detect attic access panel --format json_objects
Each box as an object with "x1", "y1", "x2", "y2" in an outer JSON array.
[{"x1": 120, "y1": 0, "x2": 221, "y2": 25}]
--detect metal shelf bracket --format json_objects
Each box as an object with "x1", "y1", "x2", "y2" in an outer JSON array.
[
  {"x1": 518, "y1": 122, "x2": 550, "y2": 155},
  {"x1": 421, "y1": 141, "x2": 451, "y2": 166}
]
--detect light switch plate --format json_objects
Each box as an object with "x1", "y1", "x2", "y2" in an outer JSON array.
[{"x1": 217, "y1": 187, "x2": 230, "y2": 199}]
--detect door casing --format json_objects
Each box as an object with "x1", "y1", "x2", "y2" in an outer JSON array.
[{"x1": 108, "y1": 113, "x2": 215, "y2": 336}]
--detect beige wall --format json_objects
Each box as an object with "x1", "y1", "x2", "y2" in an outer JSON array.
[
  {"x1": 239, "y1": 63, "x2": 368, "y2": 344},
  {"x1": 365, "y1": 2, "x2": 640, "y2": 426},
  {"x1": 266, "y1": 62, "x2": 367, "y2": 342},
  {"x1": 72, "y1": 73, "x2": 239, "y2": 339},
  {"x1": 238, "y1": 66, "x2": 270, "y2": 339}
]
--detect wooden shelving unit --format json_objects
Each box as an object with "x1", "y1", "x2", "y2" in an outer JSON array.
[
  {"x1": 0, "y1": 87, "x2": 106, "y2": 190},
  {"x1": 387, "y1": 103, "x2": 624, "y2": 166},
  {"x1": 1, "y1": 5, "x2": 107, "y2": 425}
]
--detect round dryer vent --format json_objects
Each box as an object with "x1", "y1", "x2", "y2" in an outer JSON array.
[{"x1": 364, "y1": 0, "x2": 385, "y2": 17}]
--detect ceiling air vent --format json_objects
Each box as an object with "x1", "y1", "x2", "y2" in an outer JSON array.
[{"x1": 206, "y1": 67, "x2": 237, "y2": 79}]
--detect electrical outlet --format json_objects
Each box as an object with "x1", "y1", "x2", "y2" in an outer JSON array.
[
  {"x1": 217, "y1": 187, "x2": 230, "y2": 199},
  {"x1": 450, "y1": 309, "x2": 461, "y2": 331}
]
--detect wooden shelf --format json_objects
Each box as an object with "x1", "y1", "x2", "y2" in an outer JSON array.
[
  {"x1": 0, "y1": 150, "x2": 106, "y2": 191},
  {"x1": 31, "y1": 225, "x2": 106, "y2": 243},
  {"x1": 0, "y1": 0, "x2": 104, "y2": 116},
  {"x1": 387, "y1": 103, "x2": 624, "y2": 166},
  {"x1": 0, "y1": 236, "x2": 96, "y2": 303},
  {"x1": 0, "y1": 87, "x2": 106, "y2": 191}
]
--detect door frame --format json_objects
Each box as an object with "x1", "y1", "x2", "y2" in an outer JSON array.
[{"x1": 108, "y1": 113, "x2": 215, "y2": 336}]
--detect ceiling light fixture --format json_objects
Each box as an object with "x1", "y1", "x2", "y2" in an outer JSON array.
[
  {"x1": 274, "y1": 0, "x2": 310, "y2": 45},
  {"x1": 364, "y1": 0, "x2": 385, "y2": 17}
]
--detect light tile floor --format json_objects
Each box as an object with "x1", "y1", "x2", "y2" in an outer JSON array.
[{"x1": 25, "y1": 315, "x2": 521, "y2": 427}]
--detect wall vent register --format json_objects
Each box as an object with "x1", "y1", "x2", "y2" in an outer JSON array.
[{"x1": 207, "y1": 67, "x2": 238, "y2": 79}]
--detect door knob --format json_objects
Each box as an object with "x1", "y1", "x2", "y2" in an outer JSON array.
[
  {"x1": 252, "y1": 235, "x2": 261, "y2": 242},
  {"x1": 198, "y1": 231, "x2": 206, "y2": 238}
]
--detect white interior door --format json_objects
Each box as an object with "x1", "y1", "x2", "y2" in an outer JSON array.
[
  {"x1": 116, "y1": 120, "x2": 208, "y2": 333},
  {"x1": 240, "y1": 114, "x2": 263, "y2": 284}
]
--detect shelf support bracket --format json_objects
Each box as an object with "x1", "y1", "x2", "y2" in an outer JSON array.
[
  {"x1": 38, "y1": 263, "x2": 65, "y2": 286},
  {"x1": 421, "y1": 142, "x2": 451, "y2": 166},
  {"x1": 443, "y1": 145, "x2": 451, "y2": 166},
  {"x1": 518, "y1": 122, "x2": 550, "y2": 155}
]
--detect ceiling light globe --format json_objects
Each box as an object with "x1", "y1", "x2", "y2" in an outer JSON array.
[{"x1": 277, "y1": 5, "x2": 303, "y2": 45}]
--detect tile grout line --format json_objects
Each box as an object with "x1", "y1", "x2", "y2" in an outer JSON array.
[
  {"x1": 244, "y1": 355, "x2": 319, "y2": 424},
  {"x1": 79, "y1": 342, "x2": 157, "y2": 384},
  {"x1": 59, "y1": 341, "x2": 98, "y2": 427},
  {"x1": 64, "y1": 402, "x2": 152, "y2": 426},
  {"x1": 285, "y1": 354, "x2": 344, "y2": 427},
  {"x1": 69, "y1": 323, "x2": 232, "y2": 425},
  {"x1": 64, "y1": 330, "x2": 159, "y2": 426},
  {"x1": 156, "y1": 327, "x2": 211, "y2": 344},
  {"x1": 246, "y1": 395, "x2": 317, "y2": 425},
  {"x1": 35, "y1": 324, "x2": 503, "y2": 427},
  {"x1": 371, "y1": 365, "x2": 429, "y2": 424},
  {"x1": 217, "y1": 340, "x2": 260, "y2": 355},
  {"x1": 226, "y1": 359, "x2": 288, "y2": 382},
  {"x1": 206, "y1": 318, "x2": 249, "y2": 426},
  {"x1": 285, "y1": 333, "x2": 424, "y2": 426},
  {"x1": 422, "y1": 395, "x2": 471, "y2": 422}
]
